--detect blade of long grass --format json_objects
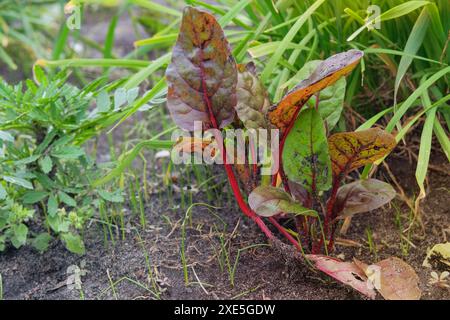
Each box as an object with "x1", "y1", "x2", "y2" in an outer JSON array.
[
  {"x1": 129, "y1": 0, "x2": 181, "y2": 17},
  {"x1": 93, "y1": 139, "x2": 174, "y2": 187},
  {"x1": 347, "y1": 1, "x2": 431, "y2": 42},
  {"x1": 190, "y1": 0, "x2": 251, "y2": 29},
  {"x1": 363, "y1": 48, "x2": 446, "y2": 65},
  {"x1": 218, "y1": 0, "x2": 252, "y2": 27},
  {"x1": 233, "y1": 12, "x2": 272, "y2": 62},
  {"x1": 386, "y1": 66, "x2": 450, "y2": 132},
  {"x1": 415, "y1": 84, "x2": 436, "y2": 200},
  {"x1": 247, "y1": 41, "x2": 309, "y2": 58},
  {"x1": 52, "y1": 23, "x2": 70, "y2": 60},
  {"x1": 36, "y1": 58, "x2": 150, "y2": 69},
  {"x1": 394, "y1": 7, "x2": 430, "y2": 106},
  {"x1": 361, "y1": 94, "x2": 450, "y2": 179},
  {"x1": 123, "y1": 53, "x2": 170, "y2": 89},
  {"x1": 433, "y1": 120, "x2": 450, "y2": 162},
  {"x1": 260, "y1": 0, "x2": 325, "y2": 82},
  {"x1": 134, "y1": 34, "x2": 177, "y2": 47},
  {"x1": 0, "y1": 46, "x2": 17, "y2": 70}
]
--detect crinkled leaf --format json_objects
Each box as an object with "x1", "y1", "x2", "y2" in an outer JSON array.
[
  {"x1": 269, "y1": 49, "x2": 363, "y2": 131},
  {"x1": 11, "y1": 223, "x2": 28, "y2": 249},
  {"x1": 284, "y1": 60, "x2": 346, "y2": 130},
  {"x1": 374, "y1": 257, "x2": 421, "y2": 300},
  {"x1": 306, "y1": 254, "x2": 376, "y2": 299},
  {"x1": 166, "y1": 6, "x2": 237, "y2": 131},
  {"x1": 248, "y1": 185, "x2": 316, "y2": 217},
  {"x1": 335, "y1": 179, "x2": 396, "y2": 217},
  {"x1": 235, "y1": 62, "x2": 271, "y2": 129},
  {"x1": 423, "y1": 242, "x2": 450, "y2": 272},
  {"x1": 61, "y1": 232, "x2": 85, "y2": 255},
  {"x1": 32, "y1": 233, "x2": 52, "y2": 253},
  {"x1": 282, "y1": 108, "x2": 332, "y2": 192},
  {"x1": 328, "y1": 128, "x2": 396, "y2": 176}
]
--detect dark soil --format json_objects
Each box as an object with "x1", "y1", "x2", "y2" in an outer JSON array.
[{"x1": 1, "y1": 146, "x2": 449, "y2": 300}]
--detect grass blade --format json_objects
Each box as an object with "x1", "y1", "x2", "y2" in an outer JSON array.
[{"x1": 260, "y1": 0, "x2": 325, "y2": 82}]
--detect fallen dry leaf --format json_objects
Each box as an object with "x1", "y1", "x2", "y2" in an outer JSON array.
[
  {"x1": 373, "y1": 257, "x2": 421, "y2": 300},
  {"x1": 306, "y1": 254, "x2": 376, "y2": 299}
]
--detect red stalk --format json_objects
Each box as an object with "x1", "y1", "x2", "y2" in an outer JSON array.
[
  {"x1": 312, "y1": 175, "x2": 341, "y2": 253},
  {"x1": 197, "y1": 47, "x2": 273, "y2": 240},
  {"x1": 269, "y1": 217, "x2": 302, "y2": 251}
]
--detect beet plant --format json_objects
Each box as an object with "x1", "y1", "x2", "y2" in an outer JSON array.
[{"x1": 165, "y1": 6, "x2": 421, "y2": 299}]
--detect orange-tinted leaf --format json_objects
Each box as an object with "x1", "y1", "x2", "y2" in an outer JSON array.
[
  {"x1": 268, "y1": 49, "x2": 363, "y2": 131},
  {"x1": 306, "y1": 254, "x2": 376, "y2": 299},
  {"x1": 373, "y1": 257, "x2": 421, "y2": 300},
  {"x1": 165, "y1": 6, "x2": 237, "y2": 131},
  {"x1": 235, "y1": 62, "x2": 271, "y2": 129},
  {"x1": 173, "y1": 136, "x2": 213, "y2": 155},
  {"x1": 328, "y1": 128, "x2": 396, "y2": 176}
]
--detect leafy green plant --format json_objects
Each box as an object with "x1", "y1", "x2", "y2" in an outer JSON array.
[
  {"x1": 0, "y1": 68, "x2": 134, "y2": 254},
  {"x1": 163, "y1": 6, "x2": 424, "y2": 299}
]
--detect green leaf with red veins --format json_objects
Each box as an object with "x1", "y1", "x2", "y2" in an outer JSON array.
[
  {"x1": 165, "y1": 6, "x2": 237, "y2": 131},
  {"x1": 249, "y1": 186, "x2": 317, "y2": 218},
  {"x1": 235, "y1": 62, "x2": 271, "y2": 129},
  {"x1": 282, "y1": 108, "x2": 332, "y2": 193},
  {"x1": 334, "y1": 179, "x2": 396, "y2": 218}
]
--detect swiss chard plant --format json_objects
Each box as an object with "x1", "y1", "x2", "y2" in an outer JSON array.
[{"x1": 165, "y1": 7, "x2": 421, "y2": 299}]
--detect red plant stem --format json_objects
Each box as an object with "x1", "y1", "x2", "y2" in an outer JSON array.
[
  {"x1": 312, "y1": 175, "x2": 341, "y2": 253},
  {"x1": 223, "y1": 162, "x2": 274, "y2": 239},
  {"x1": 268, "y1": 217, "x2": 302, "y2": 251},
  {"x1": 196, "y1": 46, "x2": 274, "y2": 240}
]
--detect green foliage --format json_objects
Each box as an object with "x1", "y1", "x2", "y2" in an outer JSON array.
[
  {"x1": 0, "y1": 69, "x2": 128, "y2": 254},
  {"x1": 282, "y1": 108, "x2": 332, "y2": 193},
  {"x1": 163, "y1": 7, "x2": 397, "y2": 261}
]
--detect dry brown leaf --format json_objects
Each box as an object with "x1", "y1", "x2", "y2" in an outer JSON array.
[
  {"x1": 374, "y1": 257, "x2": 421, "y2": 300},
  {"x1": 307, "y1": 254, "x2": 376, "y2": 299}
]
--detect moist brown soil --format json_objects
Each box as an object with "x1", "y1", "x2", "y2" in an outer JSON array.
[{"x1": 1, "y1": 145, "x2": 449, "y2": 300}]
